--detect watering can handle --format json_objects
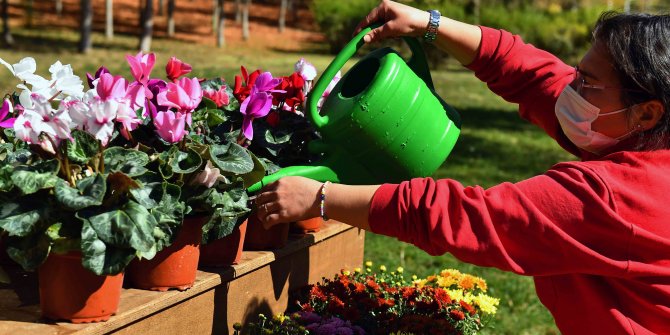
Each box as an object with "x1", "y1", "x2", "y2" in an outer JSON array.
[{"x1": 306, "y1": 23, "x2": 436, "y2": 129}]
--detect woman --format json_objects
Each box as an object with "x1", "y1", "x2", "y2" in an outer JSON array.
[{"x1": 253, "y1": 1, "x2": 670, "y2": 333}]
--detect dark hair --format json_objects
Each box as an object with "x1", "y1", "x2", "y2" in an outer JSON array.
[{"x1": 592, "y1": 11, "x2": 670, "y2": 150}]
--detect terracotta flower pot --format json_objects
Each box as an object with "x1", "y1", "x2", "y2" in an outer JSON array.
[
  {"x1": 243, "y1": 215, "x2": 290, "y2": 250},
  {"x1": 199, "y1": 219, "x2": 248, "y2": 267},
  {"x1": 290, "y1": 217, "x2": 323, "y2": 234},
  {"x1": 125, "y1": 217, "x2": 206, "y2": 291},
  {"x1": 38, "y1": 252, "x2": 124, "y2": 323}
]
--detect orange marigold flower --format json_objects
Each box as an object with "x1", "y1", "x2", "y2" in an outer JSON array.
[{"x1": 458, "y1": 275, "x2": 476, "y2": 290}]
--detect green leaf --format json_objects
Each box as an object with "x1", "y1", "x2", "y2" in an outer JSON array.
[
  {"x1": 55, "y1": 174, "x2": 106, "y2": 210},
  {"x1": 239, "y1": 151, "x2": 267, "y2": 188},
  {"x1": 0, "y1": 165, "x2": 14, "y2": 192},
  {"x1": 82, "y1": 202, "x2": 157, "y2": 254},
  {"x1": 201, "y1": 215, "x2": 241, "y2": 244},
  {"x1": 0, "y1": 200, "x2": 43, "y2": 237},
  {"x1": 130, "y1": 172, "x2": 164, "y2": 209},
  {"x1": 6, "y1": 233, "x2": 51, "y2": 271},
  {"x1": 81, "y1": 221, "x2": 136, "y2": 275},
  {"x1": 103, "y1": 147, "x2": 150, "y2": 177},
  {"x1": 264, "y1": 129, "x2": 292, "y2": 145},
  {"x1": 11, "y1": 159, "x2": 60, "y2": 195},
  {"x1": 207, "y1": 109, "x2": 228, "y2": 127},
  {"x1": 202, "y1": 97, "x2": 218, "y2": 110},
  {"x1": 151, "y1": 182, "x2": 185, "y2": 251},
  {"x1": 170, "y1": 148, "x2": 202, "y2": 174},
  {"x1": 209, "y1": 143, "x2": 254, "y2": 174},
  {"x1": 66, "y1": 130, "x2": 100, "y2": 164}
]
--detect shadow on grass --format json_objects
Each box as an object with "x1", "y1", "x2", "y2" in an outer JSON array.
[{"x1": 2, "y1": 30, "x2": 137, "y2": 54}]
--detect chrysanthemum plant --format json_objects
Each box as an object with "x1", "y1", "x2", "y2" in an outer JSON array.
[{"x1": 0, "y1": 54, "x2": 303, "y2": 276}]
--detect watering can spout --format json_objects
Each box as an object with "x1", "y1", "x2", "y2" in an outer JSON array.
[{"x1": 247, "y1": 165, "x2": 340, "y2": 193}]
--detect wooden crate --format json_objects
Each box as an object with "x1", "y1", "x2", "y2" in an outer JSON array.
[{"x1": 0, "y1": 222, "x2": 364, "y2": 335}]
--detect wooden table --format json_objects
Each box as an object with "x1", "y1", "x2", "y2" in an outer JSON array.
[{"x1": 0, "y1": 222, "x2": 365, "y2": 335}]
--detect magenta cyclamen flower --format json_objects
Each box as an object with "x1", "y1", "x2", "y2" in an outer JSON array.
[
  {"x1": 126, "y1": 52, "x2": 156, "y2": 84},
  {"x1": 86, "y1": 66, "x2": 110, "y2": 89},
  {"x1": 157, "y1": 77, "x2": 203, "y2": 117},
  {"x1": 153, "y1": 110, "x2": 187, "y2": 143},
  {"x1": 252, "y1": 72, "x2": 282, "y2": 92},
  {"x1": 0, "y1": 99, "x2": 15, "y2": 128},
  {"x1": 239, "y1": 89, "x2": 273, "y2": 140}
]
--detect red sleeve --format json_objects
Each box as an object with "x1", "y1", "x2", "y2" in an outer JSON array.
[
  {"x1": 466, "y1": 26, "x2": 580, "y2": 156},
  {"x1": 368, "y1": 163, "x2": 633, "y2": 277}
]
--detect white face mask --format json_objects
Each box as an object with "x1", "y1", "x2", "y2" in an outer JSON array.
[{"x1": 555, "y1": 85, "x2": 635, "y2": 154}]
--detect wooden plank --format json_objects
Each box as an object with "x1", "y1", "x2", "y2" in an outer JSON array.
[{"x1": 0, "y1": 222, "x2": 364, "y2": 335}]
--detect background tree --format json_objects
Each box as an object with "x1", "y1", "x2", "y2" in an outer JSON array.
[
  {"x1": 106, "y1": 0, "x2": 113, "y2": 39},
  {"x1": 278, "y1": 0, "x2": 289, "y2": 33},
  {"x1": 167, "y1": 0, "x2": 175, "y2": 37},
  {"x1": 79, "y1": 0, "x2": 92, "y2": 53},
  {"x1": 2, "y1": 0, "x2": 12, "y2": 46},
  {"x1": 216, "y1": 0, "x2": 225, "y2": 47},
  {"x1": 55, "y1": 0, "x2": 62, "y2": 16},
  {"x1": 242, "y1": 0, "x2": 250, "y2": 40},
  {"x1": 139, "y1": 0, "x2": 153, "y2": 52}
]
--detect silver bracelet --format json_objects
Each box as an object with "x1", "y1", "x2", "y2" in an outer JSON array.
[{"x1": 424, "y1": 9, "x2": 441, "y2": 43}]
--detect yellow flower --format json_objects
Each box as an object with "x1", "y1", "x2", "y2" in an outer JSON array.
[
  {"x1": 475, "y1": 277, "x2": 488, "y2": 291},
  {"x1": 343, "y1": 270, "x2": 350, "y2": 276},
  {"x1": 473, "y1": 293, "x2": 500, "y2": 315},
  {"x1": 411, "y1": 275, "x2": 418, "y2": 281},
  {"x1": 273, "y1": 314, "x2": 286, "y2": 323},
  {"x1": 396, "y1": 266, "x2": 404, "y2": 273},
  {"x1": 446, "y1": 289, "x2": 464, "y2": 302},
  {"x1": 379, "y1": 265, "x2": 387, "y2": 272},
  {"x1": 354, "y1": 267, "x2": 362, "y2": 273},
  {"x1": 437, "y1": 275, "x2": 457, "y2": 288},
  {"x1": 365, "y1": 261, "x2": 373, "y2": 267}
]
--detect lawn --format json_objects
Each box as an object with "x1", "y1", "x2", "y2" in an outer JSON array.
[{"x1": 0, "y1": 28, "x2": 575, "y2": 334}]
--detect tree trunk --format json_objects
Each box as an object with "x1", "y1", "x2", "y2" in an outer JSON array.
[
  {"x1": 278, "y1": 0, "x2": 287, "y2": 33},
  {"x1": 139, "y1": 0, "x2": 154, "y2": 52},
  {"x1": 212, "y1": 0, "x2": 219, "y2": 32},
  {"x1": 2, "y1": 0, "x2": 13, "y2": 46},
  {"x1": 167, "y1": 0, "x2": 175, "y2": 37},
  {"x1": 106, "y1": 0, "x2": 114, "y2": 39},
  {"x1": 623, "y1": 0, "x2": 631, "y2": 12},
  {"x1": 55, "y1": 0, "x2": 63, "y2": 16},
  {"x1": 25, "y1": 0, "x2": 33, "y2": 28},
  {"x1": 216, "y1": 0, "x2": 224, "y2": 47},
  {"x1": 234, "y1": 0, "x2": 241, "y2": 23},
  {"x1": 242, "y1": 0, "x2": 249, "y2": 40},
  {"x1": 79, "y1": 0, "x2": 92, "y2": 53}
]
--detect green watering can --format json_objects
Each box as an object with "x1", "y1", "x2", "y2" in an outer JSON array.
[{"x1": 247, "y1": 26, "x2": 461, "y2": 193}]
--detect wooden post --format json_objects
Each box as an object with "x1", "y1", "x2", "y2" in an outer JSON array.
[
  {"x1": 79, "y1": 0, "x2": 92, "y2": 53},
  {"x1": 242, "y1": 0, "x2": 250, "y2": 41},
  {"x1": 216, "y1": 0, "x2": 225, "y2": 47},
  {"x1": 139, "y1": 0, "x2": 154, "y2": 52},
  {"x1": 278, "y1": 0, "x2": 287, "y2": 33},
  {"x1": 105, "y1": 0, "x2": 113, "y2": 40},
  {"x1": 25, "y1": 0, "x2": 33, "y2": 28},
  {"x1": 2, "y1": 0, "x2": 13, "y2": 46},
  {"x1": 167, "y1": 0, "x2": 175, "y2": 37},
  {"x1": 158, "y1": 0, "x2": 163, "y2": 16}
]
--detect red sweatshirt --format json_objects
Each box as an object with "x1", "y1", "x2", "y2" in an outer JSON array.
[{"x1": 368, "y1": 26, "x2": 670, "y2": 334}]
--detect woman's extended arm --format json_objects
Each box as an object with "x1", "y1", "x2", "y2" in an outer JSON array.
[
  {"x1": 354, "y1": 0, "x2": 482, "y2": 65},
  {"x1": 254, "y1": 176, "x2": 379, "y2": 231}
]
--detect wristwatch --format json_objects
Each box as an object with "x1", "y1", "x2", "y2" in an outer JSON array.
[{"x1": 424, "y1": 9, "x2": 441, "y2": 43}]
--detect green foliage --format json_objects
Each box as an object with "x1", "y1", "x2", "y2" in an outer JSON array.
[{"x1": 310, "y1": 0, "x2": 378, "y2": 53}]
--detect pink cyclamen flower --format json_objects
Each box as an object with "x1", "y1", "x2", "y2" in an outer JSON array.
[
  {"x1": 295, "y1": 58, "x2": 317, "y2": 81},
  {"x1": 96, "y1": 73, "x2": 128, "y2": 101},
  {"x1": 0, "y1": 99, "x2": 15, "y2": 128},
  {"x1": 157, "y1": 77, "x2": 203, "y2": 115},
  {"x1": 126, "y1": 52, "x2": 156, "y2": 84},
  {"x1": 318, "y1": 70, "x2": 342, "y2": 110},
  {"x1": 14, "y1": 93, "x2": 72, "y2": 153},
  {"x1": 191, "y1": 160, "x2": 223, "y2": 188},
  {"x1": 203, "y1": 86, "x2": 230, "y2": 108},
  {"x1": 239, "y1": 89, "x2": 273, "y2": 140},
  {"x1": 87, "y1": 98, "x2": 119, "y2": 145},
  {"x1": 153, "y1": 110, "x2": 187, "y2": 143},
  {"x1": 165, "y1": 56, "x2": 192, "y2": 82}
]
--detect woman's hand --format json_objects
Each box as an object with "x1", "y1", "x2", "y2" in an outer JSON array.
[
  {"x1": 254, "y1": 176, "x2": 322, "y2": 229},
  {"x1": 354, "y1": 0, "x2": 431, "y2": 43}
]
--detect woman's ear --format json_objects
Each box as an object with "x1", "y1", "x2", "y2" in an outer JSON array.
[{"x1": 635, "y1": 100, "x2": 665, "y2": 131}]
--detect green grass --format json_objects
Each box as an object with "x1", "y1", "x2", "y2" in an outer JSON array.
[{"x1": 0, "y1": 28, "x2": 575, "y2": 334}]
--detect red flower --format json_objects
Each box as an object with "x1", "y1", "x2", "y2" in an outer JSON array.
[
  {"x1": 233, "y1": 66, "x2": 262, "y2": 102},
  {"x1": 434, "y1": 288, "x2": 453, "y2": 309},
  {"x1": 401, "y1": 287, "x2": 416, "y2": 299},
  {"x1": 265, "y1": 111, "x2": 280, "y2": 127},
  {"x1": 165, "y1": 56, "x2": 192, "y2": 82},
  {"x1": 459, "y1": 300, "x2": 476, "y2": 315},
  {"x1": 449, "y1": 309, "x2": 466, "y2": 321},
  {"x1": 366, "y1": 279, "x2": 380, "y2": 291},
  {"x1": 203, "y1": 86, "x2": 230, "y2": 107},
  {"x1": 354, "y1": 282, "x2": 366, "y2": 294},
  {"x1": 310, "y1": 286, "x2": 327, "y2": 302},
  {"x1": 272, "y1": 72, "x2": 305, "y2": 112}
]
